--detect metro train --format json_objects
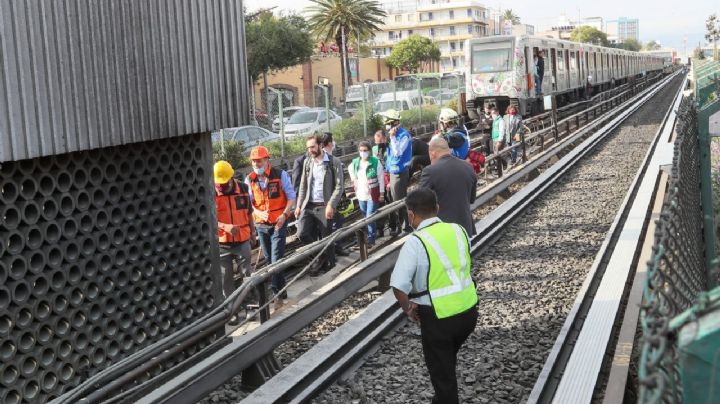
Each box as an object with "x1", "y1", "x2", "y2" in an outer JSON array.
[{"x1": 464, "y1": 35, "x2": 667, "y2": 119}]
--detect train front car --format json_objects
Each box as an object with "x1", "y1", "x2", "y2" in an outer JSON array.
[{"x1": 465, "y1": 36, "x2": 529, "y2": 121}]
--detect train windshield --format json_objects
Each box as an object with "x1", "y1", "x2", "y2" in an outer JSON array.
[{"x1": 471, "y1": 42, "x2": 512, "y2": 73}]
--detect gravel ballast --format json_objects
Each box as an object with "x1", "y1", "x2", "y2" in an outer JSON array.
[{"x1": 314, "y1": 75, "x2": 683, "y2": 404}]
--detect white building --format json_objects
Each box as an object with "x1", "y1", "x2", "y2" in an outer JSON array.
[
  {"x1": 606, "y1": 17, "x2": 639, "y2": 43},
  {"x1": 370, "y1": 0, "x2": 490, "y2": 72}
]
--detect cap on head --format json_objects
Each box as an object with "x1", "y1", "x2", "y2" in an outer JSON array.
[
  {"x1": 249, "y1": 145, "x2": 270, "y2": 160},
  {"x1": 380, "y1": 109, "x2": 401, "y2": 124},
  {"x1": 213, "y1": 160, "x2": 234, "y2": 184},
  {"x1": 438, "y1": 108, "x2": 459, "y2": 123}
]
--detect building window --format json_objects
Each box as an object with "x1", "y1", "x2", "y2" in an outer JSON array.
[
  {"x1": 450, "y1": 42, "x2": 456, "y2": 51},
  {"x1": 475, "y1": 10, "x2": 480, "y2": 17},
  {"x1": 430, "y1": 28, "x2": 435, "y2": 37},
  {"x1": 407, "y1": 14, "x2": 414, "y2": 22},
  {"x1": 475, "y1": 25, "x2": 480, "y2": 34},
  {"x1": 467, "y1": 8, "x2": 472, "y2": 17},
  {"x1": 449, "y1": 10, "x2": 454, "y2": 19},
  {"x1": 449, "y1": 26, "x2": 456, "y2": 35},
  {"x1": 459, "y1": 41, "x2": 464, "y2": 50},
  {"x1": 468, "y1": 25, "x2": 473, "y2": 34},
  {"x1": 408, "y1": 30, "x2": 413, "y2": 35},
  {"x1": 395, "y1": 15, "x2": 402, "y2": 23},
  {"x1": 389, "y1": 31, "x2": 395, "y2": 40},
  {"x1": 428, "y1": 12, "x2": 433, "y2": 20},
  {"x1": 452, "y1": 58, "x2": 457, "y2": 68}
]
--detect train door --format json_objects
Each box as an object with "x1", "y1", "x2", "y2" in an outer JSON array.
[
  {"x1": 550, "y1": 48, "x2": 558, "y2": 91},
  {"x1": 564, "y1": 50, "x2": 571, "y2": 89},
  {"x1": 525, "y1": 46, "x2": 532, "y2": 96},
  {"x1": 556, "y1": 49, "x2": 565, "y2": 92},
  {"x1": 569, "y1": 51, "x2": 579, "y2": 89}
]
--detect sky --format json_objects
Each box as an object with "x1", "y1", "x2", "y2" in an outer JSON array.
[{"x1": 244, "y1": 0, "x2": 718, "y2": 58}]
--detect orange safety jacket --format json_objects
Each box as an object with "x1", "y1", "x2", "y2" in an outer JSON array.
[
  {"x1": 216, "y1": 179, "x2": 252, "y2": 244},
  {"x1": 248, "y1": 166, "x2": 288, "y2": 225}
]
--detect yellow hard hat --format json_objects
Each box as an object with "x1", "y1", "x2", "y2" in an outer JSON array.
[{"x1": 213, "y1": 161, "x2": 234, "y2": 184}]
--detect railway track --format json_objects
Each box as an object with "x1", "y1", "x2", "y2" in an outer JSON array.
[
  {"x1": 53, "y1": 69, "x2": 681, "y2": 404},
  {"x1": 232, "y1": 72, "x2": 685, "y2": 403}
]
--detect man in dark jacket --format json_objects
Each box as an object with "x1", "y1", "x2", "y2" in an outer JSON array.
[{"x1": 419, "y1": 137, "x2": 477, "y2": 236}]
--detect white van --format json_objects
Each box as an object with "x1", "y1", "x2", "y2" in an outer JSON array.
[{"x1": 373, "y1": 91, "x2": 424, "y2": 113}]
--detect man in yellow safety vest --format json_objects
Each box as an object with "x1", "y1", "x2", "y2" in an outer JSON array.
[{"x1": 390, "y1": 188, "x2": 479, "y2": 404}]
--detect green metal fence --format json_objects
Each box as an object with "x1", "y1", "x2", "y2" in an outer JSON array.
[{"x1": 638, "y1": 94, "x2": 709, "y2": 403}]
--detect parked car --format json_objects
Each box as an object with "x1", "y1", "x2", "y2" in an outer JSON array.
[
  {"x1": 374, "y1": 91, "x2": 424, "y2": 113},
  {"x1": 272, "y1": 106, "x2": 309, "y2": 131},
  {"x1": 283, "y1": 108, "x2": 342, "y2": 137},
  {"x1": 211, "y1": 126, "x2": 280, "y2": 146}
]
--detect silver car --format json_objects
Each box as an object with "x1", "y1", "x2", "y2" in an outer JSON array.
[
  {"x1": 211, "y1": 126, "x2": 280, "y2": 146},
  {"x1": 272, "y1": 106, "x2": 309, "y2": 132}
]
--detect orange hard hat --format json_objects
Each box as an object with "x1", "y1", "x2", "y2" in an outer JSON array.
[{"x1": 250, "y1": 146, "x2": 270, "y2": 160}]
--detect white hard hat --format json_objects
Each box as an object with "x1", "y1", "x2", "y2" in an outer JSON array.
[
  {"x1": 438, "y1": 108, "x2": 459, "y2": 123},
  {"x1": 380, "y1": 109, "x2": 401, "y2": 122}
]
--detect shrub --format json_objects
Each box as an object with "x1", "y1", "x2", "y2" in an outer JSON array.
[
  {"x1": 264, "y1": 137, "x2": 307, "y2": 158},
  {"x1": 212, "y1": 140, "x2": 247, "y2": 169},
  {"x1": 400, "y1": 105, "x2": 441, "y2": 128},
  {"x1": 332, "y1": 106, "x2": 383, "y2": 142}
]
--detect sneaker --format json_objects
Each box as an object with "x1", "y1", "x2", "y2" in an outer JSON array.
[{"x1": 274, "y1": 299, "x2": 284, "y2": 311}]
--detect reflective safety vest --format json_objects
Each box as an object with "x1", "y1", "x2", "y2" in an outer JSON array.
[
  {"x1": 414, "y1": 222, "x2": 478, "y2": 319},
  {"x1": 491, "y1": 116, "x2": 504, "y2": 142},
  {"x1": 248, "y1": 166, "x2": 288, "y2": 225},
  {"x1": 216, "y1": 179, "x2": 252, "y2": 244}
]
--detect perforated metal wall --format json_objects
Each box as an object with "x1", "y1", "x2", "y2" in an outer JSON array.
[{"x1": 0, "y1": 133, "x2": 222, "y2": 403}]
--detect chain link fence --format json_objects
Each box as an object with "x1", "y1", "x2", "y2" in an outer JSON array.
[
  {"x1": 225, "y1": 75, "x2": 466, "y2": 168},
  {"x1": 638, "y1": 94, "x2": 713, "y2": 403}
]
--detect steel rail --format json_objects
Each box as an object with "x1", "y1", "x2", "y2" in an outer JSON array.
[
  {"x1": 55, "y1": 73, "x2": 665, "y2": 404},
  {"x1": 527, "y1": 71, "x2": 686, "y2": 404},
  {"x1": 208, "y1": 73, "x2": 681, "y2": 404}
]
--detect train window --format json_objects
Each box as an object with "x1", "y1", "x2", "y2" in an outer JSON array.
[
  {"x1": 471, "y1": 42, "x2": 512, "y2": 73},
  {"x1": 569, "y1": 51, "x2": 577, "y2": 70},
  {"x1": 557, "y1": 49, "x2": 564, "y2": 71}
]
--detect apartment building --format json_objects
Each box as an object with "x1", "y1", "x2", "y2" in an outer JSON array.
[
  {"x1": 606, "y1": 17, "x2": 639, "y2": 43},
  {"x1": 370, "y1": 0, "x2": 490, "y2": 72}
]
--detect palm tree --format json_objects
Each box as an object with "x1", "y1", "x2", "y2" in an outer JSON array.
[
  {"x1": 306, "y1": 0, "x2": 386, "y2": 93},
  {"x1": 502, "y1": 9, "x2": 521, "y2": 25}
]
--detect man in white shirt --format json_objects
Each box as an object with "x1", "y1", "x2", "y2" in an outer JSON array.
[{"x1": 295, "y1": 134, "x2": 345, "y2": 274}]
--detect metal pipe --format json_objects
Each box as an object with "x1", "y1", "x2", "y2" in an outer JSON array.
[
  {"x1": 31, "y1": 274, "x2": 50, "y2": 298},
  {"x1": 32, "y1": 299, "x2": 52, "y2": 323},
  {"x1": 5, "y1": 254, "x2": 27, "y2": 280},
  {"x1": 0, "y1": 285, "x2": 9, "y2": 311},
  {"x1": 74, "y1": 189, "x2": 92, "y2": 212},
  {"x1": 25, "y1": 249, "x2": 46, "y2": 275},
  {"x1": 0, "y1": 179, "x2": 19, "y2": 205},
  {"x1": 0, "y1": 338, "x2": 16, "y2": 362}
]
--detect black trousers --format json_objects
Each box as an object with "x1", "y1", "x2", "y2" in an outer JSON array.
[
  {"x1": 418, "y1": 305, "x2": 478, "y2": 404},
  {"x1": 297, "y1": 204, "x2": 336, "y2": 267}
]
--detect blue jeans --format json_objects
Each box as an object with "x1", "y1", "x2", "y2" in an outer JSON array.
[
  {"x1": 358, "y1": 200, "x2": 378, "y2": 243},
  {"x1": 509, "y1": 140, "x2": 518, "y2": 164},
  {"x1": 535, "y1": 76, "x2": 543, "y2": 96},
  {"x1": 256, "y1": 223, "x2": 287, "y2": 295}
]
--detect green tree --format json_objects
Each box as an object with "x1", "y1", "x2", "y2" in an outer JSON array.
[
  {"x1": 617, "y1": 38, "x2": 642, "y2": 52},
  {"x1": 694, "y1": 46, "x2": 707, "y2": 60},
  {"x1": 570, "y1": 26, "x2": 610, "y2": 47},
  {"x1": 644, "y1": 40, "x2": 661, "y2": 51},
  {"x1": 502, "y1": 9, "x2": 521, "y2": 25},
  {"x1": 706, "y1": 14, "x2": 720, "y2": 61},
  {"x1": 385, "y1": 35, "x2": 441, "y2": 73},
  {"x1": 246, "y1": 12, "x2": 314, "y2": 82},
  {"x1": 246, "y1": 12, "x2": 314, "y2": 114},
  {"x1": 306, "y1": 0, "x2": 386, "y2": 93}
]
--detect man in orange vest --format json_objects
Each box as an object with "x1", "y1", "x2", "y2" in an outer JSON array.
[
  {"x1": 245, "y1": 146, "x2": 296, "y2": 309},
  {"x1": 214, "y1": 160, "x2": 256, "y2": 298}
]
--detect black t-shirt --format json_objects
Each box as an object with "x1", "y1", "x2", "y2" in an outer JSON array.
[{"x1": 411, "y1": 138, "x2": 429, "y2": 157}]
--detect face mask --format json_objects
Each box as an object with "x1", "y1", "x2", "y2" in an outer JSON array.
[
  {"x1": 253, "y1": 166, "x2": 265, "y2": 175},
  {"x1": 509, "y1": 111, "x2": 517, "y2": 116},
  {"x1": 359, "y1": 151, "x2": 369, "y2": 159}
]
